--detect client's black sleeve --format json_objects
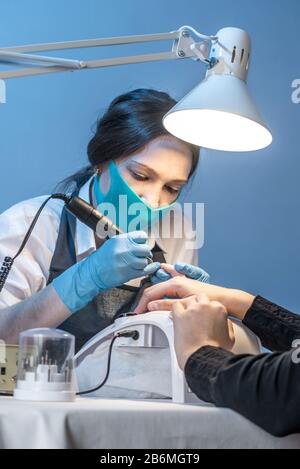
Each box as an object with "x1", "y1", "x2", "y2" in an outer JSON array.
[
  {"x1": 184, "y1": 296, "x2": 300, "y2": 436},
  {"x1": 185, "y1": 346, "x2": 300, "y2": 436},
  {"x1": 243, "y1": 296, "x2": 300, "y2": 352}
]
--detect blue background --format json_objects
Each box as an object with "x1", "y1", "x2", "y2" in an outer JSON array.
[{"x1": 0, "y1": 0, "x2": 299, "y2": 310}]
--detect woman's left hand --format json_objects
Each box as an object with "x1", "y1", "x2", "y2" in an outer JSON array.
[
  {"x1": 170, "y1": 294, "x2": 235, "y2": 369},
  {"x1": 150, "y1": 262, "x2": 210, "y2": 284}
]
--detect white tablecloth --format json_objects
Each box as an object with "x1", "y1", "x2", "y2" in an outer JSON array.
[{"x1": 0, "y1": 396, "x2": 299, "y2": 449}]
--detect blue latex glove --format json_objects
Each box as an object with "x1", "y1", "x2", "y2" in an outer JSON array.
[
  {"x1": 151, "y1": 262, "x2": 210, "y2": 285},
  {"x1": 52, "y1": 231, "x2": 160, "y2": 314}
]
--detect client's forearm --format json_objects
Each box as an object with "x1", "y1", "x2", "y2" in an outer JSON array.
[
  {"x1": 223, "y1": 289, "x2": 255, "y2": 320},
  {"x1": 0, "y1": 285, "x2": 71, "y2": 344},
  {"x1": 210, "y1": 288, "x2": 255, "y2": 321}
]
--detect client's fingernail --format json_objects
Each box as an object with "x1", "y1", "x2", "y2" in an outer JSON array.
[{"x1": 149, "y1": 302, "x2": 158, "y2": 311}]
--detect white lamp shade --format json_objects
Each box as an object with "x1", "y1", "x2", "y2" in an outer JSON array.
[{"x1": 163, "y1": 74, "x2": 273, "y2": 152}]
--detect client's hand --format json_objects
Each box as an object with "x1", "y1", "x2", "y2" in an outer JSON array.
[
  {"x1": 133, "y1": 276, "x2": 255, "y2": 321},
  {"x1": 171, "y1": 294, "x2": 235, "y2": 369}
]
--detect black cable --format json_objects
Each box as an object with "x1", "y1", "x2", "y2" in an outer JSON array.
[
  {"x1": 0, "y1": 193, "x2": 70, "y2": 293},
  {"x1": 0, "y1": 189, "x2": 153, "y2": 293},
  {"x1": 0, "y1": 330, "x2": 139, "y2": 398},
  {"x1": 76, "y1": 330, "x2": 139, "y2": 396},
  {"x1": 13, "y1": 194, "x2": 70, "y2": 260}
]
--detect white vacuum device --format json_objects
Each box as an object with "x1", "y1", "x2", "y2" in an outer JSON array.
[{"x1": 74, "y1": 312, "x2": 261, "y2": 403}]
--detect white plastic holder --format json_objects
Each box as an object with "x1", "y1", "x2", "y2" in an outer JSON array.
[
  {"x1": 14, "y1": 382, "x2": 76, "y2": 402},
  {"x1": 14, "y1": 328, "x2": 77, "y2": 402},
  {"x1": 75, "y1": 312, "x2": 261, "y2": 404}
]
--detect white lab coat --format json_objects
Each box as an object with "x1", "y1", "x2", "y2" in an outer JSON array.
[{"x1": 0, "y1": 177, "x2": 198, "y2": 309}]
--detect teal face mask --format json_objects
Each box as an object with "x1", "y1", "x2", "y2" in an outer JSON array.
[{"x1": 93, "y1": 160, "x2": 178, "y2": 233}]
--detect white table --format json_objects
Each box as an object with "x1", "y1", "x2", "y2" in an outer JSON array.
[{"x1": 0, "y1": 396, "x2": 299, "y2": 449}]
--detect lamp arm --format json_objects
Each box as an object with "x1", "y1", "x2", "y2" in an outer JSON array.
[
  {"x1": 0, "y1": 26, "x2": 217, "y2": 80},
  {"x1": 178, "y1": 25, "x2": 218, "y2": 42},
  {"x1": 0, "y1": 50, "x2": 86, "y2": 69}
]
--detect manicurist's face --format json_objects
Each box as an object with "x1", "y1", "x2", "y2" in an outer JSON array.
[{"x1": 99, "y1": 136, "x2": 194, "y2": 208}]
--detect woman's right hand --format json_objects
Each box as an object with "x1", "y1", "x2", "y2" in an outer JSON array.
[
  {"x1": 133, "y1": 276, "x2": 255, "y2": 321},
  {"x1": 52, "y1": 231, "x2": 160, "y2": 314},
  {"x1": 90, "y1": 231, "x2": 159, "y2": 289}
]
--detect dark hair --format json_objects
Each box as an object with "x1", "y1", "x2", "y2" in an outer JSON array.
[{"x1": 55, "y1": 88, "x2": 200, "y2": 193}]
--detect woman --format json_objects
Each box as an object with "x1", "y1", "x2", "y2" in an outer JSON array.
[
  {"x1": 134, "y1": 275, "x2": 300, "y2": 437},
  {"x1": 0, "y1": 88, "x2": 208, "y2": 350}
]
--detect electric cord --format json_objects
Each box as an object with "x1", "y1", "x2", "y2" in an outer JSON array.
[
  {"x1": 0, "y1": 330, "x2": 139, "y2": 399},
  {"x1": 0, "y1": 190, "x2": 154, "y2": 294},
  {"x1": 76, "y1": 329, "x2": 140, "y2": 396},
  {"x1": 0, "y1": 193, "x2": 70, "y2": 293}
]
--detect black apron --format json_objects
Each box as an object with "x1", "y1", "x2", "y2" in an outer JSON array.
[{"x1": 46, "y1": 186, "x2": 166, "y2": 352}]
